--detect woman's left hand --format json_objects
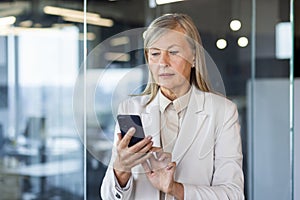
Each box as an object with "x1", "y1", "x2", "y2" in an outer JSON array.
[{"x1": 142, "y1": 151, "x2": 176, "y2": 194}]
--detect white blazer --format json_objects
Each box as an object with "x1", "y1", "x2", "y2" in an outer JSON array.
[{"x1": 101, "y1": 86, "x2": 244, "y2": 200}]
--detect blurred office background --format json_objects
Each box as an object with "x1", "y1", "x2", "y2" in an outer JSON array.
[{"x1": 0, "y1": 0, "x2": 298, "y2": 199}]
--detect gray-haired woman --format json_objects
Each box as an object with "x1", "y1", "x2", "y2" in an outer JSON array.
[{"x1": 101, "y1": 13, "x2": 244, "y2": 200}]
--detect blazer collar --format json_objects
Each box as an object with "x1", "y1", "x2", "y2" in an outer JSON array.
[
  {"x1": 189, "y1": 85, "x2": 205, "y2": 113},
  {"x1": 144, "y1": 85, "x2": 204, "y2": 113},
  {"x1": 172, "y1": 86, "x2": 207, "y2": 164},
  {"x1": 141, "y1": 94, "x2": 161, "y2": 147},
  {"x1": 141, "y1": 85, "x2": 207, "y2": 154}
]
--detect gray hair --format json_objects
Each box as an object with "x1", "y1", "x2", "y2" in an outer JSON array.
[{"x1": 141, "y1": 13, "x2": 212, "y2": 104}]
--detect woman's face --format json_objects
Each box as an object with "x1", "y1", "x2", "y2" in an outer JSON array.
[{"x1": 147, "y1": 28, "x2": 194, "y2": 97}]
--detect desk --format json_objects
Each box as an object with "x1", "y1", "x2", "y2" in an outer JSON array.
[
  {"x1": 0, "y1": 159, "x2": 81, "y2": 196},
  {"x1": 3, "y1": 145, "x2": 39, "y2": 161},
  {"x1": 2, "y1": 159, "x2": 81, "y2": 177}
]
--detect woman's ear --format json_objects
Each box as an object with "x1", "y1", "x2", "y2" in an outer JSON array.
[{"x1": 192, "y1": 57, "x2": 195, "y2": 68}]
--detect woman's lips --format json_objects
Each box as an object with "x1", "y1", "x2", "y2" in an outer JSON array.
[{"x1": 159, "y1": 73, "x2": 175, "y2": 77}]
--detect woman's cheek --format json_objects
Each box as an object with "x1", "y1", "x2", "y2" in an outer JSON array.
[{"x1": 149, "y1": 65, "x2": 159, "y2": 82}]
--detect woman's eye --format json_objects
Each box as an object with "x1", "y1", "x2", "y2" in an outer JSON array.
[
  {"x1": 169, "y1": 50, "x2": 179, "y2": 55},
  {"x1": 151, "y1": 52, "x2": 160, "y2": 56}
]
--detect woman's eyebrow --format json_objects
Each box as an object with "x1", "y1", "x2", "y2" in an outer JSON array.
[
  {"x1": 148, "y1": 47, "x2": 160, "y2": 51},
  {"x1": 149, "y1": 44, "x2": 181, "y2": 50},
  {"x1": 167, "y1": 44, "x2": 181, "y2": 49}
]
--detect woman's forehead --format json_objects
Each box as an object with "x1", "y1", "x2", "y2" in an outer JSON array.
[{"x1": 149, "y1": 29, "x2": 190, "y2": 48}]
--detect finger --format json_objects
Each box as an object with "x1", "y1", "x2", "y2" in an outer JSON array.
[
  {"x1": 129, "y1": 135, "x2": 153, "y2": 152},
  {"x1": 121, "y1": 139, "x2": 152, "y2": 163},
  {"x1": 138, "y1": 140, "x2": 153, "y2": 153},
  {"x1": 126, "y1": 146, "x2": 152, "y2": 162},
  {"x1": 119, "y1": 127, "x2": 135, "y2": 148},
  {"x1": 166, "y1": 162, "x2": 176, "y2": 171},
  {"x1": 150, "y1": 147, "x2": 162, "y2": 153},
  {"x1": 155, "y1": 151, "x2": 164, "y2": 159},
  {"x1": 148, "y1": 152, "x2": 158, "y2": 164},
  {"x1": 115, "y1": 150, "x2": 147, "y2": 171},
  {"x1": 129, "y1": 151, "x2": 153, "y2": 168},
  {"x1": 157, "y1": 152, "x2": 172, "y2": 162},
  {"x1": 149, "y1": 147, "x2": 162, "y2": 159},
  {"x1": 116, "y1": 133, "x2": 122, "y2": 146},
  {"x1": 118, "y1": 142, "x2": 152, "y2": 165},
  {"x1": 141, "y1": 161, "x2": 152, "y2": 174},
  {"x1": 147, "y1": 153, "x2": 164, "y2": 171}
]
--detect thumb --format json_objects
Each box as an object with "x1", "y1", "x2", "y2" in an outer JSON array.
[{"x1": 166, "y1": 162, "x2": 176, "y2": 171}]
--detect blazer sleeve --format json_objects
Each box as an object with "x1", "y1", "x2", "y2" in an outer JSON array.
[
  {"x1": 183, "y1": 102, "x2": 244, "y2": 200},
  {"x1": 100, "y1": 102, "x2": 135, "y2": 200}
]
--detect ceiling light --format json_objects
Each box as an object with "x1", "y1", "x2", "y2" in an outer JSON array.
[
  {"x1": 0, "y1": 8, "x2": 24, "y2": 17},
  {"x1": 156, "y1": 0, "x2": 184, "y2": 5},
  {"x1": 230, "y1": 19, "x2": 241, "y2": 31},
  {"x1": 63, "y1": 16, "x2": 113, "y2": 27},
  {"x1": 44, "y1": 6, "x2": 113, "y2": 27},
  {"x1": 216, "y1": 39, "x2": 227, "y2": 50},
  {"x1": 34, "y1": 23, "x2": 42, "y2": 28},
  {"x1": 19, "y1": 20, "x2": 33, "y2": 27},
  {"x1": 44, "y1": 6, "x2": 100, "y2": 19},
  {"x1": 79, "y1": 32, "x2": 96, "y2": 41},
  {"x1": 105, "y1": 52, "x2": 130, "y2": 62},
  {"x1": 0, "y1": 16, "x2": 16, "y2": 26},
  {"x1": 110, "y1": 36, "x2": 129, "y2": 46},
  {"x1": 237, "y1": 36, "x2": 248, "y2": 47}
]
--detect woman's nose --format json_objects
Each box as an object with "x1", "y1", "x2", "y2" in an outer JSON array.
[{"x1": 159, "y1": 51, "x2": 169, "y2": 67}]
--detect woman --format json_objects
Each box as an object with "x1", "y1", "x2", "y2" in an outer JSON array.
[{"x1": 101, "y1": 13, "x2": 244, "y2": 200}]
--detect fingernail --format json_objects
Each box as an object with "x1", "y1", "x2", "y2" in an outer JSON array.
[
  {"x1": 166, "y1": 165, "x2": 173, "y2": 170},
  {"x1": 129, "y1": 127, "x2": 135, "y2": 132},
  {"x1": 146, "y1": 135, "x2": 152, "y2": 140}
]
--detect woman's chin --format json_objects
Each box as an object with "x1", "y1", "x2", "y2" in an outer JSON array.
[{"x1": 158, "y1": 83, "x2": 172, "y2": 90}]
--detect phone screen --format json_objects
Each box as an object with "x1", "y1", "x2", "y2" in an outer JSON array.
[{"x1": 117, "y1": 115, "x2": 145, "y2": 147}]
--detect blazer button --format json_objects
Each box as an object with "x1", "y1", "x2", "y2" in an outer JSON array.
[{"x1": 115, "y1": 193, "x2": 121, "y2": 199}]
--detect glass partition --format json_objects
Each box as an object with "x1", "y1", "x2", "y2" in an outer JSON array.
[
  {"x1": 248, "y1": 0, "x2": 294, "y2": 199},
  {"x1": 85, "y1": 1, "x2": 247, "y2": 198},
  {"x1": 0, "y1": 1, "x2": 84, "y2": 199},
  {"x1": 84, "y1": 0, "x2": 295, "y2": 200}
]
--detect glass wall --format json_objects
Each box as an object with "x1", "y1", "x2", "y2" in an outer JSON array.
[
  {"x1": 248, "y1": 0, "x2": 293, "y2": 199},
  {"x1": 0, "y1": 0, "x2": 296, "y2": 200},
  {"x1": 0, "y1": 1, "x2": 84, "y2": 199}
]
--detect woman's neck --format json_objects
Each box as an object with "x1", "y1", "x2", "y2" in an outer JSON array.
[{"x1": 160, "y1": 85, "x2": 191, "y2": 101}]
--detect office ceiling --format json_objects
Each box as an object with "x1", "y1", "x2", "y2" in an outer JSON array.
[{"x1": 0, "y1": 0, "x2": 252, "y2": 35}]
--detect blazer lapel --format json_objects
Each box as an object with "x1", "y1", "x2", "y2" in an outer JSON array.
[
  {"x1": 141, "y1": 95, "x2": 161, "y2": 147},
  {"x1": 172, "y1": 86, "x2": 207, "y2": 164}
]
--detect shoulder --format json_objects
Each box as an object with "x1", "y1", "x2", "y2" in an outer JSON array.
[
  {"x1": 192, "y1": 88, "x2": 238, "y2": 116},
  {"x1": 120, "y1": 95, "x2": 150, "y2": 107},
  {"x1": 205, "y1": 92, "x2": 237, "y2": 110},
  {"x1": 195, "y1": 90, "x2": 240, "y2": 128}
]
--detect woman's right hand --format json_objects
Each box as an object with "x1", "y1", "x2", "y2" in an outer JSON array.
[{"x1": 113, "y1": 127, "x2": 153, "y2": 187}]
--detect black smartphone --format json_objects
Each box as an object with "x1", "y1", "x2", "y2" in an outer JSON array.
[{"x1": 117, "y1": 114, "x2": 145, "y2": 147}]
